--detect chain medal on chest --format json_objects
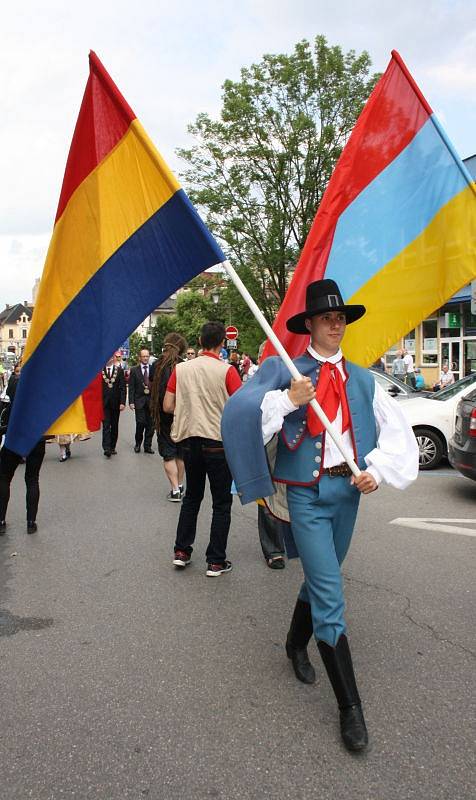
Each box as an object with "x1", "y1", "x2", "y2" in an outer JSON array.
[{"x1": 102, "y1": 366, "x2": 118, "y2": 388}]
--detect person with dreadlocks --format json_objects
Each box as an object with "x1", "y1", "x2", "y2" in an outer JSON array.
[{"x1": 150, "y1": 332, "x2": 187, "y2": 502}]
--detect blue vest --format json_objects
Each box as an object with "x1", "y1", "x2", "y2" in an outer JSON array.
[
  {"x1": 273, "y1": 361, "x2": 377, "y2": 486},
  {"x1": 221, "y1": 353, "x2": 378, "y2": 505}
]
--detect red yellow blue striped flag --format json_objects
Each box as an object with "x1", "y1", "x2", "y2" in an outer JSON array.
[
  {"x1": 263, "y1": 50, "x2": 476, "y2": 365},
  {"x1": 6, "y1": 52, "x2": 225, "y2": 456}
]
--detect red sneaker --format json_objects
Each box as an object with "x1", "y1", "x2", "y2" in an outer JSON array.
[
  {"x1": 173, "y1": 550, "x2": 191, "y2": 568},
  {"x1": 206, "y1": 561, "x2": 233, "y2": 577}
]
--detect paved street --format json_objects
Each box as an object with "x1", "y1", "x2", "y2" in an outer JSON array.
[{"x1": 0, "y1": 411, "x2": 475, "y2": 800}]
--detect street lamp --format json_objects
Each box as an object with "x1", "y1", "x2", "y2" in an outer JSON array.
[{"x1": 211, "y1": 290, "x2": 220, "y2": 305}]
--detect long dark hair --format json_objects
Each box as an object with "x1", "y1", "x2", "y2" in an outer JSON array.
[{"x1": 150, "y1": 332, "x2": 187, "y2": 431}]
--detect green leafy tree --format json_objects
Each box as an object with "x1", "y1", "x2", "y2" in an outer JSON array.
[
  {"x1": 151, "y1": 291, "x2": 222, "y2": 353},
  {"x1": 173, "y1": 291, "x2": 217, "y2": 348},
  {"x1": 212, "y1": 269, "x2": 265, "y2": 357},
  {"x1": 151, "y1": 314, "x2": 177, "y2": 356},
  {"x1": 129, "y1": 331, "x2": 148, "y2": 365},
  {"x1": 178, "y1": 36, "x2": 379, "y2": 322}
]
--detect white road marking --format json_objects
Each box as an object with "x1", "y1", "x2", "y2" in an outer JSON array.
[{"x1": 390, "y1": 518, "x2": 476, "y2": 537}]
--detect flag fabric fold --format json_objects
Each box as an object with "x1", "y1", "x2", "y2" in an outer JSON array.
[
  {"x1": 6, "y1": 51, "x2": 225, "y2": 456},
  {"x1": 263, "y1": 50, "x2": 476, "y2": 366}
]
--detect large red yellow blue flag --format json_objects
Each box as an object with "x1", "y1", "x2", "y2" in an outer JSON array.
[
  {"x1": 6, "y1": 52, "x2": 225, "y2": 456},
  {"x1": 264, "y1": 50, "x2": 476, "y2": 364}
]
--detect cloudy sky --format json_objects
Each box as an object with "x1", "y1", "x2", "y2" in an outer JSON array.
[{"x1": 2, "y1": 0, "x2": 475, "y2": 305}]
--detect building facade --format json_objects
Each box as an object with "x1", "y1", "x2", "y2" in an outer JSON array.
[
  {"x1": 0, "y1": 303, "x2": 34, "y2": 360},
  {"x1": 384, "y1": 281, "x2": 476, "y2": 385}
]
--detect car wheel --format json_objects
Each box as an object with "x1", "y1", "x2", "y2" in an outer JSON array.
[{"x1": 414, "y1": 427, "x2": 444, "y2": 470}]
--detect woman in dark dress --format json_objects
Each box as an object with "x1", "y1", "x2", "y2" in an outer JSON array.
[
  {"x1": 0, "y1": 363, "x2": 47, "y2": 535},
  {"x1": 150, "y1": 333, "x2": 187, "y2": 502}
]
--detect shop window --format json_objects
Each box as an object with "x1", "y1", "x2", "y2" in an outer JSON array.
[
  {"x1": 422, "y1": 319, "x2": 437, "y2": 365},
  {"x1": 463, "y1": 307, "x2": 476, "y2": 336},
  {"x1": 404, "y1": 329, "x2": 415, "y2": 354},
  {"x1": 384, "y1": 342, "x2": 400, "y2": 370},
  {"x1": 464, "y1": 341, "x2": 476, "y2": 374},
  {"x1": 439, "y1": 306, "x2": 461, "y2": 338}
]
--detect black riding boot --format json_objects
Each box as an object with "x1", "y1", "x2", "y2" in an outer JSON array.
[
  {"x1": 317, "y1": 634, "x2": 368, "y2": 752},
  {"x1": 285, "y1": 599, "x2": 316, "y2": 684}
]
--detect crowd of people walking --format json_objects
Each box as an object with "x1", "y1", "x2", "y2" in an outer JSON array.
[{"x1": 0, "y1": 280, "x2": 421, "y2": 754}]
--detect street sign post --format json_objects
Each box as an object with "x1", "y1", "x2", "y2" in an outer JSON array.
[
  {"x1": 225, "y1": 325, "x2": 238, "y2": 340},
  {"x1": 227, "y1": 339, "x2": 237, "y2": 349}
]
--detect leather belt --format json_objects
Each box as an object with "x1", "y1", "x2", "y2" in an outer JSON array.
[{"x1": 321, "y1": 463, "x2": 352, "y2": 478}]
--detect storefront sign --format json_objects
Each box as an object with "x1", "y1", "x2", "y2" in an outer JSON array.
[{"x1": 447, "y1": 312, "x2": 460, "y2": 329}]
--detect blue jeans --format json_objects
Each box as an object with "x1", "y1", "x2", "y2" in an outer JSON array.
[
  {"x1": 175, "y1": 437, "x2": 233, "y2": 563},
  {"x1": 287, "y1": 476, "x2": 361, "y2": 646}
]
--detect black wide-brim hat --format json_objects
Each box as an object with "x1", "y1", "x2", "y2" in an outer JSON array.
[{"x1": 286, "y1": 279, "x2": 366, "y2": 334}]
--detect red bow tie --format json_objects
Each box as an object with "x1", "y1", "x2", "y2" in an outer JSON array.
[{"x1": 306, "y1": 361, "x2": 350, "y2": 437}]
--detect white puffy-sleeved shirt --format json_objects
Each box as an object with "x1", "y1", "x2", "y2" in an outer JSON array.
[{"x1": 260, "y1": 345, "x2": 419, "y2": 490}]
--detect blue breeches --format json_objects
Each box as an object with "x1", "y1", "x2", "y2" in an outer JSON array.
[{"x1": 286, "y1": 476, "x2": 361, "y2": 647}]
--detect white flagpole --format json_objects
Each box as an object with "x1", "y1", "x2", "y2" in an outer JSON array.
[{"x1": 221, "y1": 260, "x2": 361, "y2": 478}]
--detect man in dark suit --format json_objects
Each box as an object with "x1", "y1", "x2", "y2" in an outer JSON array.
[
  {"x1": 102, "y1": 352, "x2": 127, "y2": 458},
  {"x1": 128, "y1": 348, "x2": 155, "y2": 453}
]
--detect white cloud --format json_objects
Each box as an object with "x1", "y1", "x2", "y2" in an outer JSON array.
[
  {"x1": 1, "y1": 0, "x2": 475, "y2": 303},
  {"x1": 0, "y1": 235, "x2": 49, "y2": 306}
]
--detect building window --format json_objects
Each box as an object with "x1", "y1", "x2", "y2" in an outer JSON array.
[
  {"x1": 422, "y1": 319, "x2": 438, "y2": 365},
  {"x1": 8, "y1": 329, "x2": 13, "y2": 339},
  {"x1": 404, "y1": 329, "x2": 415, "y2": 354},
  {"x1": 464, "y1": 340, "x2": 476, "y2": 374},
  {"x1": 463, "y1": 307, "x2": 476, "y2": 336},
  {"x1": 384, "y1": 343, "x2": 400, "y2": 371},
  {"x1": 439, "y1": 305, "x2": 461, "y2": 338},
  {"x1": 22, "y1": 329, "x2": 27, "y2": 339}
]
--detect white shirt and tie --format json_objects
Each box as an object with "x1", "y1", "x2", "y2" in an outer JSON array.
[{"x1": 260, "y1": 345, "x2": 418, "y2": 490}]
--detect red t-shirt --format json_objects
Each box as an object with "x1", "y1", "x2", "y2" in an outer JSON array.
[{"x1": 166, "y1": 352, "x2": 242, "y2": 396}]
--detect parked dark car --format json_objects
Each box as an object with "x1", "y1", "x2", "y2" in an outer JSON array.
[{"x1": 448, "y1": 387, "x2": 476, "y2": 481}]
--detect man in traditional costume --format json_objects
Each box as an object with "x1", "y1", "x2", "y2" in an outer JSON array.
[{"x1": 222, "y1": 279, "x2": 418, "y2": 752}]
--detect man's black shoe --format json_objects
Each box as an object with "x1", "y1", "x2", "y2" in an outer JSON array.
[
  {"x1": 104, "y1": 450, "x2": 111, "y2": 458},
  {"x1": 339, "y1": 704, "x2": 368, "y2": 752},
  {"x1": 27, "y1": 521, "x2": 38, "y2": 535},
  {"x1": 285, "y1": 599, "x2": 316, "y2": 684},
  {"x1": 144, "y1": 448, "x2": 155, "y2": 454},
  {"x1": 111, "y1": 449, "x2": 117, "y2": 455},
  {"x1": 317, "y1": 634, "x2": 369, "y2": 752},
  {"x1": 0, "y1": 520, "x2": 6, "y2": 535},
  {"x1": 134, "y1": 445, "x2": 141, "y2": 453}
]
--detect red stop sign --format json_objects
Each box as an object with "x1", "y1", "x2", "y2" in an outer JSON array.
[{"x1": 225, "y1": 326, "x2": 238, "y2": 340}]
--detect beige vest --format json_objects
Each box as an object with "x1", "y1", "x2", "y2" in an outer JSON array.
[{"x1": 171, "y1": 355, "x2": 230, "y2": 443}]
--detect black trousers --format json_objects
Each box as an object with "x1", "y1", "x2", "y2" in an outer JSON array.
[
  {"x1": 102, "y1": 404, "x2": 120, "y2": 451},
  {"x1": 134, "y1": 405, "x2": 154, "y2": 449},
  {"x1": 0, "y1": 440, "x2": 46, "y2": 522},
  {"x1": 257, "y1": 504, "x2": 286, "y2": 559},
  {"x1": 175, "y1": 437, "x2": 233, "y2": 563}
]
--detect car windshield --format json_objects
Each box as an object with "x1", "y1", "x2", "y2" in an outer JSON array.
[
  {"x1": 371, "y1": 371, "x2": 414, "y2": 392},
  {"x1": 463, "y1": 387, "x2": 476, "y2": 403},
  {"x1": 431, "y1": 372, "x2": 476, "y2": 401}
]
